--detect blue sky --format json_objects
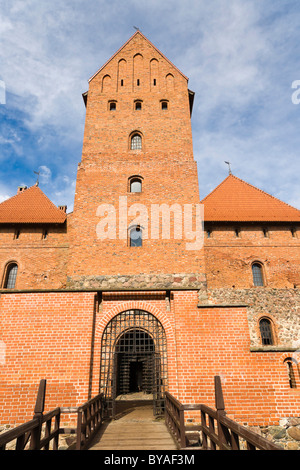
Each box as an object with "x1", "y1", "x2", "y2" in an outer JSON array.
[{"x1": 1, "y1": 0, "x2": 300, "y2": 212}]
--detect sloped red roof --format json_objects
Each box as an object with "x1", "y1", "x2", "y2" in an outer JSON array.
[
  {"x1": 201, "y1": 174, "x2": 300, "y2": 222},
  {"x1": 0, "y1": 185, "x2": 67, "y2": 224}
]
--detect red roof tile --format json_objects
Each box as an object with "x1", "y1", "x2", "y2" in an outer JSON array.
[
  {"x1": 201, "y1": 174, "x2": 300, "y2": 222},
  {"x1": 0, "y1": 185, "x2": 67, "y2": 224}
]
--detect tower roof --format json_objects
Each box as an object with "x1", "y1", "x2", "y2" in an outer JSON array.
[
  {"x1": 0, "y1": 185, "x2": 67, "y2": 224},
  {"x1": 201, "y1": 174, "x2": 300, "y2": 223}
]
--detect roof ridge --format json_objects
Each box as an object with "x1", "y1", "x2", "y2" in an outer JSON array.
[
  {"x1": 200, "y1": 174, "x2": 232, "y2": 202},
  {"x1": 231, "y1": 174, "x2": 300, "y2": 211},
  {"x1": 88, "y1": 31, "x2": 188, "y2": 83},
  {"x1": 202, "y1": 173, "x2": 300, "y2": 212}
]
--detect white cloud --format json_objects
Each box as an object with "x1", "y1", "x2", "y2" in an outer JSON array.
[
  {"x1": 38, "y1": 165, "x2": 52, "y2": 184},
  {"x1": 0, "y1": 0, "x2": 300, "y2": 209}
]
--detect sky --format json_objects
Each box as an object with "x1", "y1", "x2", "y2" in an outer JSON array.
[{"x1": 1, "y1": 0, "x2": 300, "y2": 213}]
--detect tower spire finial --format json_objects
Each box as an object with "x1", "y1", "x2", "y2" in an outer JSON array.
[
  {"x1": 34, "y1": 170, "x2": 40, "y2": 186},
  {"x1": 224, "y1": 161, "x2": 232, "y2": 175}
]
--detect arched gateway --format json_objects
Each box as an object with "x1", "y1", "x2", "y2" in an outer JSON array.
[{"x1": 100, "y1": 309, "x2": 168, "y2": 418}]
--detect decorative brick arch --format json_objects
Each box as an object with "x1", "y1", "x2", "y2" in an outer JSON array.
[
  {"x1": 96, "y1": 301, "x2": 175, "y2": 341},
  {"x1": 91, "y1": 301, "x2": 178, "y2": 397}
]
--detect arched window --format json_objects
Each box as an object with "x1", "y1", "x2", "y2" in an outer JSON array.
[
  {"x1": 3, "y1": 263, "x2": 18, "y2": 289},
  {"x1": 129, "y1": 177, "x2": 142, "y2": 193},
  {"x1": 129, "y1": 226, "x2": 142, "y2": 247},
  {"x1": 252, "y1": 262, "x2": 264, "y2": 286},
  {"x1": 135, "y1": 100, "x2": 142, "y2": 111},
  {"x1": 109, "y1": 101, "x2": 117, "y2": 111},
  {"x1": 131, "y1": 134, "x2": 142, "y2": 150},
  {"x1": 259, "y1": 318, "x2": 274, "y2": 345},
  {"x1": 284, "y1": 358, "x2": 298, "y2": 389}
]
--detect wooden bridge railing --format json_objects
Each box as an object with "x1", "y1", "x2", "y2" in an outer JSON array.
[
  {"x1": 165, "y1": 376, "x2": 282, "y2": 451},
  {"x1": 0, "y1": 380, "x2": 103, "y2": 450}
]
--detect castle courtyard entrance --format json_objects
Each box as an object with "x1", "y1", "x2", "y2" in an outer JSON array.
[{"x1": 100, "y1": 310, "x2": 167, "y2": 418}]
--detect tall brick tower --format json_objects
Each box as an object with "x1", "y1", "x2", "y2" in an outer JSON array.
[{"x1": 67, "y1": 31, "x2": 205, "y2": 290}]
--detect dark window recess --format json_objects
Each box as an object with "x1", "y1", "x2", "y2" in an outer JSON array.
[
  {"x1": 109, "y1": 102, "x2": 116, "y2": 111},
  {"x1": 135, "y1": 101, "x2": 142, "y2": 110},
  {"x1": 286, "y1": 361, "x2": 297, "y2": 388},
  {"x1": 121, "y1": 79, "x2": 124, "y2": 86},
  {"x1": 153, "y1": 79, "x2": 156, "y2": 86},
  {"x1": 137, "y1": 79, "x2": 140, "y2": 86},
  {"x1": 161, "y1": 101, "x2": 168, "y2": 110},
  {"x1": 259, "y1": 318, "x2": 273, "y2": 345}
]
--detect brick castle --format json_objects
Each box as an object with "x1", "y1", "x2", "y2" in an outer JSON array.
[{"x1": 0, "y1": 31, "x2": 299, "y2": 426}]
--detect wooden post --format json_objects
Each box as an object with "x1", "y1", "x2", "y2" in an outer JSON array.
[
  {"x1": 30, "y1": 379, "x2": 47, "y2": 450},
  {"x1": 214, "y1": 376, "x2": 227, "y2": 450}
]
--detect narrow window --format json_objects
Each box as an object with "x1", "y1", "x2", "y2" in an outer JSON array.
[
  {"x1": 135, "y1": 101, "x2": 142, "y2": 111},
  {"x1": 259, "y1": 318, "x2": 274, "y2": 345},
  {"x1": 252, "y1": 263, "x2": 264, "y2": 286},
  {"x1": 121, "y1": 79, "x2": 124, "y2": 87},
  {"x1": 235, "y1": 228, "x2": 240, "y2": 238},
  {"x1": 207, "y1": 230, "x2": 211, "y2": 238},
  {"x1": 131, "y1": 134, "x2": 142, "y2": 150},
  {"x1": 153, "y1": 79, "x2": 156, "y2": 86},
  {"x1": 14, "y1": 229, "x2": 20, "y2": 240},
  {"x1": 291, "y1": 227, "x2": 297, "y2": 238},
  {"x1": 137, "y1": 79, "x2": 140, "y2": 86},
  {"x1": 130, "y1": 178, "x2": 142, "y2": 193},
  {"x1": 4, "y1": 263, "x2": 18, "y2": 289},
  {"x1": 263, "y1": 228, "x2": 269, "y2": 238},
  {"x1": 284, "y1": 359, "x2": 297, "y2": 389},
  {"x1": 109, "y1": 101, "x2": 116, "y2": 111},
  {"x1": 42, "y1": 229, "x2": 48, "y2": 240},
  {"x1": 130, "y1": 226, "x2": 142, "y2": 247},
  {"x1": 161, "y1": 101, "x2": 168, "y2": 110}
]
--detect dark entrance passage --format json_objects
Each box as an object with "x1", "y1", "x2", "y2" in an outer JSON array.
[
  {"x1": 100, "y1": 310, "x2": 167, "y2": 418},
  {"x1": 115, "y1": 329, "x2": 155, "y2": 397}
]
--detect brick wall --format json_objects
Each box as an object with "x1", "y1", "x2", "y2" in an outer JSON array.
[
  {"x1": 0, "y1": 222, "x2": 69, "y2": 290},
  {"x1": 204, "y1": 224, "x2": 300, "y2": 288},
  {"x1": 1, "y1": 290, "x2": 299, "y2": 427}
]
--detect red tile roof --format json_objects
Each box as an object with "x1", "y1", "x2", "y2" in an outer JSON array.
[
  {"x1": 201, "y1": 174, "x2": 300, "y2": 222},
  {"x1": 0, "y1": 185, "x2": 67, "y2": 224}
]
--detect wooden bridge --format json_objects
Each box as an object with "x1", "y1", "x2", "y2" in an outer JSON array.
[{"x1": 0, "y1": 377, "x2": 281, "y2": 451}]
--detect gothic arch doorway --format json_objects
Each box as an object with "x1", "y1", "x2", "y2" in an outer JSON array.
[{"x1": 100, "y1": 309, "x2": 168, "y2": 418}]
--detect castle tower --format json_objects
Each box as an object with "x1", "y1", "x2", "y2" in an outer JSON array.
[{"x1": 67, "y1": 31, "x2": 205, "y2": 291}]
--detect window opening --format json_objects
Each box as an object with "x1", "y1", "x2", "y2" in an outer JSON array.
[
  {"x1": 137, "y1": 79, "x2": 140, "y2": 86},
  {"x1": 259, "y1": 318, "x2": 273, "y2": 345},
  {"x1": 263, "y1": 228, "x2": 269, "y2": 238},
  {"x1": 135, "y1": 101, "x2": 142, "y2": 110},
  {"x1": 285, "y1": 359, "x2": 297, "y2": 389},
  {"x1": 4, "y1": 263, "x2": 18, "y2": 289},
  {"x1": 130, "y1": 226, "x2": 142, "y2": 247},
  {"x1": 153, "y1": 79, "x2": 156, "y2": 86},
  {"x1": 131, "y1": 134, "x2": 142, "y2": 150},
  {"x1": 109, "y1": 102, "x2": 116, "y2": 111},
  {"x1": 121, "y1": 79, "x2": 124, "y2": 86},
  {"x1": 130, "y1": 178, "x2": 142, "y2": 193},
  {"x1": 252, "y1": 263, "x2": 264, "y2": 286},
  {"x1": 161, "y1": 101, "x2": 168, "y2": 110}
]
